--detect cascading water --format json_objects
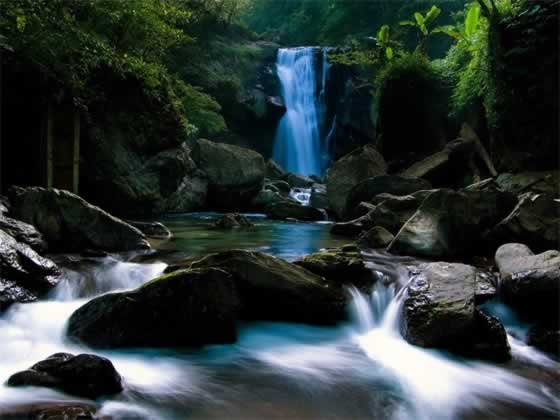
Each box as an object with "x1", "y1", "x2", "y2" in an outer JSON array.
[{"x1": 273, "y1": 47, "x2": 330, "y2": 176}]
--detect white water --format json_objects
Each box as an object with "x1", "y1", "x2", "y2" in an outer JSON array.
[
  {"x1": 0, "y1": 244, "x2": 558, "y2": 418},
  {"x1": 273, "y1": 47, "x2": 330, "y2": 176},
  {"x1": 289, "y1": 187, "x2": 311, "y2": 206}
]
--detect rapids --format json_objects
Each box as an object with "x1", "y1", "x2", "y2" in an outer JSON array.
[{"x1": 0, "y1": 213, "x2": 558, "y2": 419}]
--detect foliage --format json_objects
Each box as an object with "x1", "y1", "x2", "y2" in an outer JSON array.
[{"x1": 400, "y1": 5, "x2": 442, "y2": 52}]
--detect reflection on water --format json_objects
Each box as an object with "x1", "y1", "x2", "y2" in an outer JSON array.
[{"x1": 156, "y1": 212, "x2": 348, "y2": 261}]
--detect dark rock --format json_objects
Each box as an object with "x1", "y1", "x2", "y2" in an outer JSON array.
[
  {"x1": 7, "y1": 353, "x2": 123, "y2": 399},
  {"x1": 475, "y1": 270, "x2": 498, "y2": 304},
  {"x1": 0, "y1": 229, "x2": 61, "y2": 311},
  {"x1": 294, "y1": 247, "x2": 375, "y2": 289},
  {"x1": 126, "y1": 220, "x2": 171, "y2": 239},
  {"x1": 265, "y1": 159, "x2": 286, "y2": 180},
  {"x1": 326, "y1": 144, "x2": 387, "y2": 219},
  {"x1": 0, "y1": 195, "x2": 9, "y2": 214},
  {"x1": 67, "y1": 268, "x2": 240, "y2": 348},
  {"x1": 9, "y1": 186, "x2": 150, "y2": 252},
  {"x1": 214, "y1": 213, "x2": 254, "y2": 229},
  {"x1": 193, "y1": 138, "x2": 265, "y2": 210},
  {"x1": 527, "y1": 325, "x2": 560, "y2": 356},
  {"x1": 389, "y1": 188, "x2": 516, "y2": 258},
  {"x1": 357, "y1": 226, "x2": 394, "y2": 249},
  {"x1": 252, "y1": 189, "x2": 298, "y2": 211},
  {"x1": 266, "y1": 201, "x2": 326, "y2": 221},
  {"x1": 283, "y1": 173, "x2": 314, "y2": 188},
  {"x1": 401, "y1": 262, "x2": 510, "y2": 360},
  {"x1": 0, "y1": 215, "x2": 48, "y2": 252},
  {"x1": 0, "y1": 401, "x2": 99, "y2": 420},
  {"x1": 268, "y1": 180, "x2": 291, "y2": 195},
  {"x1": 310, "y1": 184, "x2": 329, "y2": 209},
  {"x1": 345, "y1": 175, "x2": 431, "y2": 217},
  {"x1": 331, "y1": 217, "x2": 369, "y2": 237},
  {"x1": 495, "y1": 243, "x2": 559, "y2": 325},
  {"x1": 489, "y1": 193, "x2": 559, "y2": 252},
  {"x1": 189, "y1": 250, "x2": 347, "y2": 325}
]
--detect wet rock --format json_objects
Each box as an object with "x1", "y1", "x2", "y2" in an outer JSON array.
[
  {"x1": 326, "y1": 144, "x2": 387, "y2": 219},
  {"x1": 0, "y1": 195, "x2": 10, "y2": 214},
  {"x1": 126, "y1": 220, "x2": 171, "y2": 239},
  {"x1": 475, "y1": 270, "x2": 498, "y2": 304},
  {"x1": 527, "y1": 325, "x2": 560, "y2": 356},
  {"x1": 268, "y1": 180, "x2": 291, "y2": 195},
  {"x1": 266, "y1": 201, "x2": 326, "y2": 221},
  {"x1": 389, "y1": 188, "x2": 516, "y2": 258},
  {"x1": 265, "y1": 159, "x2": 286, "y2": 180},
  {"x1": 495, "y1": 243, "x2": 559, "y2": 324},
  {"x1": 401, "y1": 262, "x2": 510, "y2": 360},
  {"x1": 67, "y1": 268, "x2": 240, "y2": 348},
  {"x1": 357, "y1": 226, "x2": 394, "y2": 249},
  {"x1": 214, "y1": 213, "x2": 254, "y2": 229},
  {"x1": 283, "y1": 173, "x2": 314, "y2": 188},
  {"x1": 345, "y1": 175, "x2": 431, "y2": 216},
  {"x1": 489, "y1": 193, "x2": 559, "y2": 252},
  {"x1": 9, "y1": 186, "x2": 150, "y2": 252},
  {"x1": 0, "y1": 401, "x2": 99, "y2": 420},
  {"x1": 294, "y1": 247, "x2": 375, "y2": 289},
  {"x1": 7, "y1": 353, "x2": 123, "y2": 399},
  {"x1": 0, "y1": 229, "x2": 61, "y2": 311},
  {"x1": 0, "y1": 214, "x2": 48, "y2": 252},
  {"x1": 252, "y1": 189, "x2": 298, "y2": 211},
  {"x1": 189, "y1": 250, "x2": 346, "y2": 325},
  {"x1": 330, "y1": 216, "x2": 369, "y2": 237},
  {"x1": 193, "y1": 138, "x2": 265, "y2": 210},
  {"x1": 310, "y1": 184, "x2": 329, "y2": 209}
]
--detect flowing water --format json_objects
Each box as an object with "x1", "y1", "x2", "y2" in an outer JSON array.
[
  {"x1": 273, "y1": 47, "x2": 330, "y2": 176},
  {"x1": 0, "y1": 213, "x2": 558, "y2": 419}
]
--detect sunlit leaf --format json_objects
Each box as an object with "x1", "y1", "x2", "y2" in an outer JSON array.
[{"x1": 465, "y1": 4, "x2": 480, "y2": 37}]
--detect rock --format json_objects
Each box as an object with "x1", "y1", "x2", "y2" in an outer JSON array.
[
  {"x1": 0, "y1": 195, "x2": 9, "y2": 214},
  {"x1": 268, "y1": 180, "x2": 291, "y2": 195},
  {"x1": 475, "y1": 270, "x2": 498, "y2": 304},
  {"x1": 188, "y1": 250, "x2": 346, "y2": 325},
  {"x1": 0, "y1": 229, "x2": 61, "y2": 311},
  {"x1": 496, "y1": 171, "x2": 559, "y2": 196},
  {"x1": 67, "y1": 268, "x2": 240, "y2": 348},
  {"x1": 489, "y1": 193, "x2": 559, "y2": 252},
  {"x1": 294, "y1": 247, "x2": 375, "y2": 289},
  {"x1": 495, "y1": 243, "x2": 559, "y2": 324},
  {"x1": 214, "y1": 213, "x2": 254, "y2": 229},
  {"x1": 252, "y1": 189, "x2": 298, "y2": 211},
  {"x1": 126, "y1": 220, "x2": 171, "y2": 239},
  {"x1": 7, "y1": 353, "x2": 123, "y2": 399},
  {"x1": 266, "y1": 201, "x2": 326, "y2": 221},
  {"x1": 0, "y1": 402, "x2": 99, "y2": 420},
  {"x1": 310, "y1": 184, "x2": 329, "y2": 209},
  {"x1": 283, "y1": 173, "x2": 315, "y2": 188},
  {"x1": 326, "y1": 144, "x2": 387, "y2": 219},
  {"x1": 0, "y1": 215, "x2": 48, "y2": 252},
  {"x1": 9, "y1": 187, "x2": 150, "y2": 252},
  {"x1": 357, "y1": 226, "x2": 394, "y2": 249},
  {"x1": 401, "y1": 262, "x2": 510, "y2": 360},
  {"x1": 331, "y1": 216, "x2": 369, "y2": 237},
  {"x1": 193, "y1": 138, "x2": 265, "y2": 210},
  {"x1": 265, "y1": 159, "x2": 286, "y2": 180},
  {"x1": 527, "y1": 325, "x2": 560, "y2": 356},
  {"x1": 345, "y1": 175, "x2": 431, "y2": 216},
  {"x1": 389, "y1": 188, "x2": 516, "y2": 258},
  {"x1": 400, "y1": 138, "x2": 478, "y2": 188}
]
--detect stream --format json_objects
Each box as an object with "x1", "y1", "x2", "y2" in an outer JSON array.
[{"x1": 0, "y1": 213, "x2": 558, "y2": 419}]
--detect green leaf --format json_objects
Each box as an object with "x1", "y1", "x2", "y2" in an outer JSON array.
[
  {"x1": 414, "y1": 12, "x2": 424, "y2": 26},
  {"x1": 433, "y1": 25, "x2": 462, "y2": 39},
  {"x1": 420, "y1": 23, "x2": 428, "y2": 36},
  {"x1": 377, "y1": 25, "x2": 390, "y2": 43},
  {"x1": 16, "y1": 14, "x2": 26, "y2": 32},
  {"x1": 424, "y1": 5, "x2": 441, "y2": 26},
  {"x1": 464, "y1": 4, "x2": 480, "y2": 37},
  {"x1": 399, "y1": 20, "x2": 416, "y2": 27},
  {"x1": 385, "y1": 47, "x2": 393, "y2": 60}
]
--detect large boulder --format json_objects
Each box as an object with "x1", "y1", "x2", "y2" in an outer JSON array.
[
  {"x1": 326, "y1": 145, "x2": 387, "y2": 219},
  {"x1": 495, "y1": 243, "x2": 559, "y2": 325},
  {"x1": 489, "y1": 193, "x2": 559, "y2": 252},
  {"x1": 8, "y1": 187, "x2": 150, "y2": 252},
  {"x1": 67, "y1": 268, "x2": 239, "y2": 348},
  {"x1": 126, "y1": 220, "x2": 171, "y2": 239},
  {"x1": 188, "y1": 250, "x2": 346, "y2": 325},
  {"x1": 0, "y1": 402, "x2": 99, "y2": 419},
  {"x1": 0, "y1": 215, "x2": 47, "y2": 252},
  {"x1": 252, "y1": 189, "x2": 298, "y2": 211},
  {"x1": 401, "y1": 262, "x2": 510, "y2": 360},
  {"x1": 213, "y1": 213, "x2": 254, "y2": 229},
  {"x1": 495, "y1": 171, "x2": 559, "y2": 196},
  {"x1": 345, "y1": 175, "x2": 431, "y2": 216},
  {"x1": 284, "y1": 173, "x2": 314, "y2": 188},
  {"x1": 294, "y1": 245, "x2": 376, "y2": 290},
  {"x1": 7, "y1": 353, "x2": 123, "y2": 399},
  {"x1": 0, "y1": 229, "x2": 61, "y2": 311},
  {"x1": 265, "y1": 159, "x2": 286, "y2": 180},
  {"x1": 389, "y1": 189, "x2": 516, "y2": 258},
  {"x1": 357, "y1": 226, "x2": 395, "y2": 249},
  {"x1": 193, "y1": 138, "x2": 265, "y2": 210},
  {"x1": 310, "y1": 184, "x2": 329, "y2": 209},
  {"x1": 265, "y1": 201, "x2": 326, "y2": 221}
]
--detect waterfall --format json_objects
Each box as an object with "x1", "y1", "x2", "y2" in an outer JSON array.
[{"x1": 273, "y1": 47, "x2": 330, "y2": 177}]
